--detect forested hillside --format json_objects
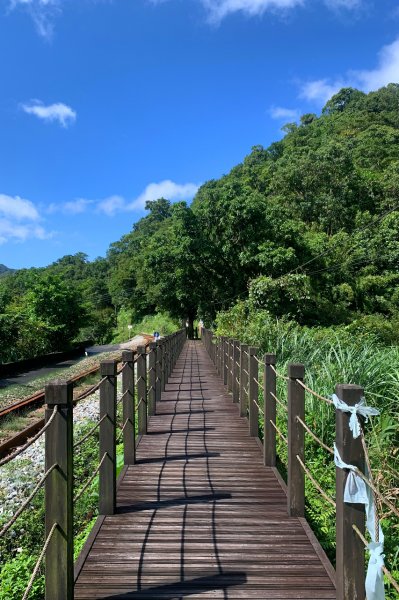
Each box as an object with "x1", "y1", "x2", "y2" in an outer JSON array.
[{"x1": 1, "y1": 84, "x2": 399, "y2": 362}]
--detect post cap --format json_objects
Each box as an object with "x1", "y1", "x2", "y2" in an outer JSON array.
[
  {"x1": 137, "y1": 345, "x2": 146, "y2": 354},
  {"x1": 335, "y1": 383, "x2": 364, "y2": 406},
  {"x1": 264, "y1": 353, "x2": 276, "y2": 365},
  {"x1": 248, "y1": 346, "x2": 259, "y2": 356},
  {"x1": 100, "y1": 359, "x2": 118, "y2": 376},
  {"x1": 122, "y1": 350, "x2": 134, "y2": 362},
  {"x1": 45, "y1": 379, "x2": 73, "y2": 406},
  {"x1": 288, "y1": 363, "x2": 305, "y2": 379}
]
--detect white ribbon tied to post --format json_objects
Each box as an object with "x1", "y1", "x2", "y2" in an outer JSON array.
[
  {"x1": 334, "y1": 443, "x2": 385, "y2": 600},
  {"x1": 332, "y1": 394, "x2": 380, "y2": 439}
]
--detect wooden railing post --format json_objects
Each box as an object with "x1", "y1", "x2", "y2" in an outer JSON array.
[
  {"x1": 45, "y1": 380, "x2": 73, "y2": 600},
  {"x1": 335, "y1": 384, "x2": 365, "y2": 600},
  {"x1": 160, "y1": 339, "x2": 166, "y2": 392},
  {"x1": 248, "y1": 346, "x2": 259, "y2": 437},
  {"x1": 122, "y1": 350, "x2": 135, "y2": 465},
  {"x1": 287, "y1": 363, "x2": 305, "y2": 517},
  {"x1": 99, "y1": 359, "x2": 117, "y2": 515},
  {"x1": 148, "y1": 342, "x2": 157, "y2": 416},
  {"x1": 223, "y1": 337, "x2": 228, "y2": 385},
  {"x1": 156, "y1": 340, "x2": 162, "y2": 405},
  {"x1": 239, "y1": 344, "x2": 249, "y2": 417},
  {"x1": 137, "y1": 346, "x2": 147, "y2": 435},
  {"x1": 226, "y1": 339, "x2": 232, "y2": 392},
  {"x1": 264, "y1": 353, "x2": 277, "y2": 467},
  {"x1": 232, "y1": 340, "x2": 240, "y2": 403}
]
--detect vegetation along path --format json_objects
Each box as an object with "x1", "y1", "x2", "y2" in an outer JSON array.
[{"x1": 74, "y1": 341, "x2": 336, "y2": 599}]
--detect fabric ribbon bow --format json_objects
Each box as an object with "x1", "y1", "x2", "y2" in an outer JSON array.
[{"x1": 332, "y1": 394, "x2": 380, "y2": 438}]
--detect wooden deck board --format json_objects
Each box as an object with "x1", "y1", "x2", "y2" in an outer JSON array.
[{"x1": 75, "y1": 341, "x2": 336, "y2": 600}]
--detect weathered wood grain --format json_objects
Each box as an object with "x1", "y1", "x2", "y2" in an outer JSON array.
[{"x1": 75, "y1": 341, "x2": 336, "y2": 599}]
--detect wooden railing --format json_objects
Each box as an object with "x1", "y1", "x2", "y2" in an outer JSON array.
[
  {"x1": 202, "y1": 328, "x2": 399, "y2": 600},
  {"x1": 0, "y1": 329, "x2": 186, "y2": 600}
]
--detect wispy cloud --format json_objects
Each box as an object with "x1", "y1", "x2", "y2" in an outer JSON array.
[
  {"x1": 0, "y1": 194, "x2": 52, "y2": 245},
  {"x1": 128, "y1": 180, "x2": 200, "y2": 211},
  {"x1": 324, "y1": 0, "x2": 362, "y2": 9},
  {"x1": 21, "y1": 100, "x2": 77, "y2": 128},
  {"x1": 269, "y1": 106, "x2": 300, "y2": 120},
  {"x1": 97, "y1": 195, "x2": 126, "y2": 217},
  {"x1": 300, "y1": 37, "x2": 399, "y2": 105},
  {"x1": 94, "y1": 180, "x2": 200, "y2": 216},
  {"x1": 47, "y1": 198, "x2": 94, "y2": 215},
  {"x1": 201, "y1": 0, "x2": 304, "y2": 22},
  {"x1": 9, "y1": 0, "x2": 60, "y2": 39}
]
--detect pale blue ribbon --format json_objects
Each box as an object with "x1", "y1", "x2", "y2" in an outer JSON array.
[
  {"x1": 332, "y1": 394, "x2": 380, "y2": 439},
  {"x1": 334, "y1": 443, "x2": 385, "y2": 600}
]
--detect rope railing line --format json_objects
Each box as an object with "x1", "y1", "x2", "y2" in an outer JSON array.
[
  {"x1": 353, "y1": 463, "x2": 399, "y2": 521},
  {"x1": 253, "y1": 377, "x2": 262, "y2": 387},
  {"x1": 235, "y1": 377, "x2": 240, "y2": 385},
  {"x1": 269, "y1": 419, "x2": 288, "y2": 444},
  {"x1": 21, "y1": 522, "x2": 58, "y2": 600},
  {"x1": 295, "y1": 379, "x2": 334, "y2": 405},
  {"x1": 296, "y1": 416, "x2": 334, "y2": 455},
  {"x1": 235, "y1": 360, "x2": 240, "y2": 367},
  {"x1": 73, "y1": 414, "x2": 108, "y2": 449},
  {"x1": 137, "y1": 398, "x2": 147, "y2": 408},
  {"x1": 136, "y1": 376, "x2": 146, "y2": 383},
  {"x1": 74, "y1": 452, "x2": 108, "y2": 502},
  {"x1": 117, "y1": 389, "x2": 131, "y2": 405},
  {"x1": 117, "y1": 418, "x2": 130, "y2": 443},
  {"x1": 270, "y1": 364, "x2": 289, "y2": 381},
  {"x1": 0, "y1": 464, "x2": 57, "y2": 537},
  {"x1": 270, "y1": 391, "x2": 288, "y2": 413},
  {"x1": 360, "y1": 431, "x2": 380, "y2": 542},
  {"x1": 352, "y1": 524, "x2": 399, "y2": 595},
  {"x1": 254, "y1": 356, "x2": 263, "y2": 365},
  {"x1": 75, "y1": 375, "x2": 109, "y2": 402},
  {"x1": 243, "y1": 369, "x2": 249, "y2": 377},
  {"x1": 296, "y1": 455, "x2": 336, "y2": 508},
  {"x1": 0, "y1": 406, "x2": 58, "y2": 468},
  {"x1": 252, "y1": 398, "x2": 264, "y2": 415},
  {"x1": 244, "y1": 386, "x2": 249, "y2": 395}
]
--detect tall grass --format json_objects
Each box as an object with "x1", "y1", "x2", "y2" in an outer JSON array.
[{"x1": 215, "y1": 303, "x2": 399, "y2": 596}]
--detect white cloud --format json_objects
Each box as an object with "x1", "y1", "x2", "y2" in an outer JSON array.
[
  {"x1": 299, "y1": 78, "x2": 345, "y2": 104},
  {"x1": 0, "y1": 194, "x2": 52, "y2": 245},
  {"x1": 300, "y1": 37, "x2": 399, "y2": 106},
  {"x1": 128, "y1": 180, "x2": 200, "y2": 211},
  {"x1": 94, "y1": 181, "x2": 200, "y2": 216},
  {"x1": 324, "y1": 0, "x2": 361, "y2": 8},
  {"x1": 201, "y1": 0, "x2": 304, "y2": 21},
  {"x1": 47, "y1": 198, "x2": 94, "y2": 214},
  {"x1": 9, "y1": 0, "x2": 59, "y2": 38},
  {"x1": 355, "y1": 38, "x2": 399, "y2": 91},
  {"x1": 269, "y1": 106, "x2": 300, "y2": 120},
  {"x1": 0, "y1": 194, "x2": 40, "y2": 221},
  {"x1": 21, "y1": 101, "x2": 76, "y2": 127},
  {"x1": 97, "y1": 195, "x2": 126, "y2": 216}
]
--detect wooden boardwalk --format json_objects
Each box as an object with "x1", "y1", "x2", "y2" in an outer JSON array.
[{"x1": 75, "y1": 341, "x2": 336, "y2": 599}]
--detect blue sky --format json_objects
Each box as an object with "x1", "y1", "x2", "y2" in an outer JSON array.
[{"x1": 1, "y1": 0, "x2": 398, "y2": 269}]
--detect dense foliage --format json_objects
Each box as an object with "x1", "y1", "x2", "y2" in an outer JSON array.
[{"x1": 1, "y1": 84, "x2": 399, "y2": 353}]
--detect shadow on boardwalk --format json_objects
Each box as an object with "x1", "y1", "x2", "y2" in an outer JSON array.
[{"x1": 75, "y1": 341, "x2": 336, "y2": 600}]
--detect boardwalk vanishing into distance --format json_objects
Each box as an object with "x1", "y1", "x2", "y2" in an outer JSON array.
[{"x1": 74, "y1": 341, "x2": 336, "y2": 599}]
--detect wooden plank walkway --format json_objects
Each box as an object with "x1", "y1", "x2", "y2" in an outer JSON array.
[{"x1": 75, "y1": 341, "x2": 336, "y2": 599}]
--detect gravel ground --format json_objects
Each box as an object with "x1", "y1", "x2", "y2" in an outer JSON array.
[{"x1": 0, "y1": 374, "x2": 127, "y2": 520}]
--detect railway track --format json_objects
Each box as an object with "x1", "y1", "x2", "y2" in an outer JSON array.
[{"x1": 0, "y1": 335, "x2": 154, "y2": 460}]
